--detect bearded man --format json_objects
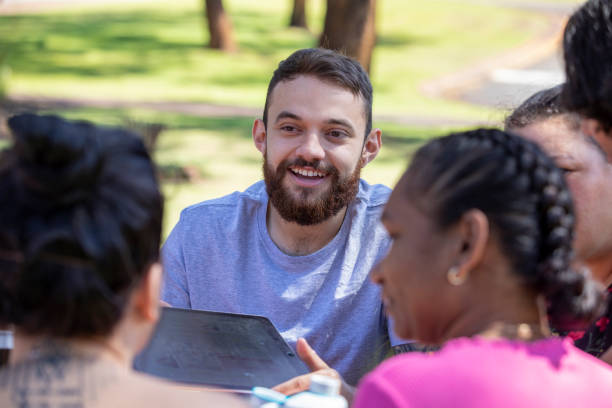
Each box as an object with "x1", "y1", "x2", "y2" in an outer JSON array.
[{"x1": 161, "y1": 48, "x2": 399, "y2": 388}]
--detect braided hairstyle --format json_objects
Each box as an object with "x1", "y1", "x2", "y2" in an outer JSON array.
[
  {"x1": 0, "y1": 113, "x2": 163, "y2": 337},
  {"x1": 406, "y1": 128, "x2": 603, "y2": 330}
]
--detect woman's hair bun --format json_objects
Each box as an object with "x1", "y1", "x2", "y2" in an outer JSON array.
[
  {"x1": 0, "y1": 113, "x2": 163, "y2": 337},
  {"x1": 7, "y1": 113, "x2": 104, "y2": 206}
]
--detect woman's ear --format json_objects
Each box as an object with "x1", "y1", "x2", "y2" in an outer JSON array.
[
  {"x1": 451, "y1": 209, "x2": 489, "y2": 283},
  {"x1": 133, "y1": 262, "x2": 163, "y2": 323}
]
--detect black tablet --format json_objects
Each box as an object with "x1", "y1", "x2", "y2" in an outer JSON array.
[{"x1": 133, "y1": 307, "x2": 309, "y2": 390}]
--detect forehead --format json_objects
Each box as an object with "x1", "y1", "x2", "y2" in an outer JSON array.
[
  {"x1": 383, "y1": 176, "x2": 421, "y2": 226},
  {"x1": 514, "y1": 116, "x2": 600, "y2": 158},
  {"x1": 268, "y1": 75, "x2": 367, "y2": 128}
]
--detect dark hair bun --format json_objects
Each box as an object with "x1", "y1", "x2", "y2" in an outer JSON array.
[
  {"x1": 0, "y1": 113, "x2": 163, "y2": 337},
  {"x1": 9, "y1": 114, "x2": 106, "y2": 209}
]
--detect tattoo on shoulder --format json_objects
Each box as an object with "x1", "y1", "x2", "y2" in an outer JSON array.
[{"x1": 0, "y1": 341, "x2": 119, "y2": 408}]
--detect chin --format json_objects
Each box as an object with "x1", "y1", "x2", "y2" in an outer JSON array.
[{"x1": 392, "y1": 321, "x2": 413, "y2": 342}]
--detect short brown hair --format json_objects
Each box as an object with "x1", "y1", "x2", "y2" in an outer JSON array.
[{"x1": 263, "y1": 48, "x2": 373, "y2": 137}]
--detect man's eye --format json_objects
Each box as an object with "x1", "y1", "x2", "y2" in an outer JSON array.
[
  {"x1": 328, "y1": 130, "x2": 347, "y2": 138},
  {"x1": 281, "y1": 125, "x2": 298, "y2": 132}
]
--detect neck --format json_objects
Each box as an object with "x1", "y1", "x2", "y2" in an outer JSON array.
[
  {"x1": 478, "y1": 320, "x2": 549, "y2": 341},
  {"x1": 440, "y1": 288, "x2": 545, "y2": 344},
  {"x1": 267, "y1": 204, "x2": 347, "y2": 256},
  {"x1": 11, "y1": 331, "x2": 133, "y2": 370},
  {"x1": 585, "y1": 256, "x2": 612, "y2": 287}
]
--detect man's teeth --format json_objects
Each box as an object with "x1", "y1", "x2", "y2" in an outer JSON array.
[{"x1": 292, "y1": 168, "x2": 325, "y2": 177}]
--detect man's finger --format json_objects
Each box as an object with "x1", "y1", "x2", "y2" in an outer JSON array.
[
  {"x1": 272, "y1": 373, "x2": 312, "y2": 396},
  {"x1": 296, "y1": 337, "x2": 329, "y2": 371},
  {"x1": 273, "y1": 368, "x2": 339, "y2": 396}
]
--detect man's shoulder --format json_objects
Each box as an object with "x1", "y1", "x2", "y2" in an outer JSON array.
[
  {"x1": 356, "y1": 179, "x2": 392, "y2": 209},
  {"x1": 179, "y1": 181, "x2": 266, "y2": 221}
]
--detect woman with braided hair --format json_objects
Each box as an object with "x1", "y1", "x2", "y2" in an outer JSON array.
[
  {"x1": 0, "y1": 114, "x2": 244, "y2": 407},
  {"x1": 352, "y1": 128, "x2": 612, "y2": 408}
]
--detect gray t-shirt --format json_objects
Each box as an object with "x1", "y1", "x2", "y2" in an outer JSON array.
[{"x1": 161, "y1": 179, "x2": 393, "y2": 385}]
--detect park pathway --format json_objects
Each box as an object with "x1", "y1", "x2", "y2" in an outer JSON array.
[
  {"x1": 2, "y1": 95, "x2": 483, "y2": 127},
  {"x1": 450, "y1": 1, "x2": 578, "y2": 108}
]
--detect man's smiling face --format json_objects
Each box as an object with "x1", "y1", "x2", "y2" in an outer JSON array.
[{"x1": 257, "y1": 75, "x2": 368, "y2": 225}]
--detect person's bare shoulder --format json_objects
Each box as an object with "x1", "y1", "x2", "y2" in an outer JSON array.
[
  {"x1": 0, "y1": 362, "x2": 246, "y2": 408},
  {"x1": 106, "y1": 371, "x2": 247, "y2": 408}
]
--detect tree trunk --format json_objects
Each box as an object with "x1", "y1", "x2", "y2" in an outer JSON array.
[
  {"x1": 204, "y1": 0, "x2": 237, "y2": 52},
  {"x1": 289, "y1": 0, "x2": 308, "y2": 29},
  {"x1": 318, "y1": 0, "x2": 376, "y2": 73}
]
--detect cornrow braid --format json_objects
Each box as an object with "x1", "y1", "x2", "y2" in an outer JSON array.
[{"x1": 407, "y1": 128, "x2": 603, "y2": 330}]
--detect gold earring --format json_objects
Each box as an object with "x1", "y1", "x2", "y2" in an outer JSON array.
[{"x1": 447, "y1": 266, "x2": 466, "y2": 286}]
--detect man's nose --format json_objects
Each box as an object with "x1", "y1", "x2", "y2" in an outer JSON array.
[{"x1": 295, "y1": 131, "x2": 325, "y2": 162}]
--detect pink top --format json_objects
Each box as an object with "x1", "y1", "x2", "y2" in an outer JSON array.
[{"x1": 353, "y1": 337, "x2": 612, "y2": 408}]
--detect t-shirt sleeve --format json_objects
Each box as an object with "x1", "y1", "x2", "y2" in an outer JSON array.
[
  {"x1": 353, "y1": 371, "x2": 409, "y2": 408},
  {"x1": 160, "y1": 217, "x2": 191, "y2": 308}
]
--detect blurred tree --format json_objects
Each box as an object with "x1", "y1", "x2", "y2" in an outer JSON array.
[
  {"x1": 289, "y1": 0, "x2": 308, "y2": 29},
  {"x1": 319, "y1": 0, "x2": 376, "y2": 73},
  {"x1": 204, "y1": 0, "x2": 237, "y2": 52}
]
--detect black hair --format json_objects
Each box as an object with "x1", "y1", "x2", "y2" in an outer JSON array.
[
  {"x1": 262, "y1": 48, "x2": 373, "y2": 137},
  {"x1": 505, "y1": 84, "x2": 581, "y2": 131},
  {"x1": 562, "y1": 0, "x2": 612, "y2": 132},
  {"x1": 405, "y1": 128, "x2": 603, "y2": 330},
  {"x1": 0, "y1": 113, "x2": 163, "y2": 338}
]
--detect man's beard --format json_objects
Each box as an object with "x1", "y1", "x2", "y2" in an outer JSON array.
[{"x1": 263, "y1": 155, "x2": 362, "y2": 226}]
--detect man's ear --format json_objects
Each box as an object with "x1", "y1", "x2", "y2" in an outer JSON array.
[
  {"x1": 253, "y1": 119, "x2": 267, "y2": 155},
  {"x1": 582, "y1": 118, "x2": 612, "y2": 161},
  {"x1": 133, "y1": 262, "x2": 163, "y2": 323},
  {"x1": 361, "y1": 128, "x2": 382, "y2": 167},
  {"x1": 451, "y1": 209, "x2": 489, "y2": 283}
]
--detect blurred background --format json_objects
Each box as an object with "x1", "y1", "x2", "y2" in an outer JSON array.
[{"x1": 0, "y1": 0, "x2": 582, "y2": 236}]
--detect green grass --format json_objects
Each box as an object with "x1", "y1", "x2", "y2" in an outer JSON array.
[
  {"x1": 0, "y1": 0, "x2": 548, "y2": 120},
  {"x1": 0, "y1": 0, "x2": 554, "y2": 236},
  {"x1": 22, "y1": 105, "x2": 464, "y2": 238}
]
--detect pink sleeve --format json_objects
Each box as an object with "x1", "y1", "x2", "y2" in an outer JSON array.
[{"x1": 353, "y1": 373, "x2": 409, "y2": 408}]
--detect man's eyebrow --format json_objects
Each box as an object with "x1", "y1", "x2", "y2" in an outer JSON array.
[
  {"x1": 275, "y1": 111, "x2": 301, "y2": 123},
  {"x1": 325, "y1": 118, "x2": 355, "y2": 134}
]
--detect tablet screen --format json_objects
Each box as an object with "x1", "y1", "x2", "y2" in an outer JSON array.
[{"x1": 133, "y1": 307, "x2": 309, "y2": 390}]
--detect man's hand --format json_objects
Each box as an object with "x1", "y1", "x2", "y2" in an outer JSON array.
[{"x1": 272, "y1": 338, "x2": 355, "y2": 404}]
